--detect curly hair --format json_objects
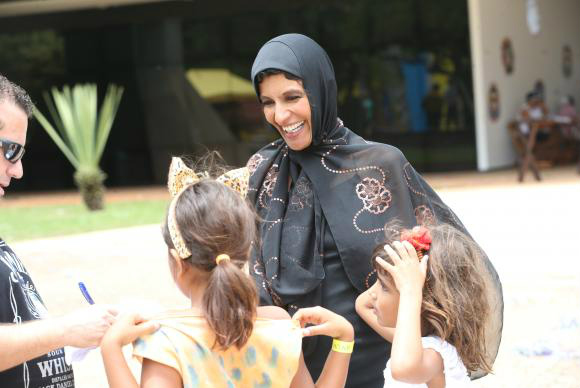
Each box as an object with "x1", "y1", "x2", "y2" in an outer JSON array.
[{"x1": 372, "y1": 222, "x2": 492, "y2": 374}]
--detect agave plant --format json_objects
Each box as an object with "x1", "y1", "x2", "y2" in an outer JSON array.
[{"x1": 33, "y1": 84, "x2": 124, "y2": 211}]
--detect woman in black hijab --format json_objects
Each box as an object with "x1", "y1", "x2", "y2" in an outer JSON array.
[{"x1": 247, "y1": 33, "x2": 502, "y2": 388}]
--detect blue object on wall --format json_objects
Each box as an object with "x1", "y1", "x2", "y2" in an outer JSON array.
[{"x1": 401, "y1": 61, "x2": 428, "y2": 132}]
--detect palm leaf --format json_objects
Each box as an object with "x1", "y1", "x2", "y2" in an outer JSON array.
[
  {"x1": 32, "y1": 107, "x2": 80, "y2": 168},
  {"x1": 35, "y1": 83, "x2": 123, "y2": 169},
  {"x1": 95, "y1": 85, "x2": 124, "y2": 161}
]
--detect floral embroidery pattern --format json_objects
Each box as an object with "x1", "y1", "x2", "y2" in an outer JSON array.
[
  {"x1": 415, "y1": 205, "x2": 435, "y2": 226},
  {"x1": 355, "y1": 177, "x2": 392, "y2": 215},
  {"x1": 258, "y1": 165, "x2": 279, "y2": 209},
  {"x1": 263, "y1": 168, "x2": 278, "y2": 197},
  {"x1": 247, "y1": 153, "x2": 265, "y2": 176},
  {"x1": 321, "y1": 141, "x2": 390, "y2": 235},
  {"x1": 288, "y1": 177, "x2": 313, "y2": 211}
]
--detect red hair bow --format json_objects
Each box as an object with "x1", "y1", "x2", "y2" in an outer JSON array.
[{"x1": 400, "y1": 226, "x2": 432, "y2": 252}]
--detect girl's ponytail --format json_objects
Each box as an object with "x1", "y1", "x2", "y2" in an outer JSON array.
[
  {"x1": 204, "y1": 256, "x2": 257, "y2": 350},
  {"x1": 162, "y1": 176, "x2": 260, "y2": 350}
]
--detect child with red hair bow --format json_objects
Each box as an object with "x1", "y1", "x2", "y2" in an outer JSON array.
[{"x1": 356, "y1": 223, "x2": 495, "y2": 388}]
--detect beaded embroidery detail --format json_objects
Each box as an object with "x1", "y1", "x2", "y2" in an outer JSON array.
[
  {"x1": 258, "y1": 165, "x2": 279, "y2": 209},
  {"x1": 247, "y1": 153, "x2": 265, "y2": 176},
  {"x1": 289, "y1": 177, "x2": 313, "y2": 211},
  {"x1": 355, "y1": 177, "x2": 392, "y2": 215},
  {"x1": 320, "y1": 143, "x2": 392, "y2": 234},
  {"x1": 415, "y1": 205, "x2": 435, "y2": 226}
]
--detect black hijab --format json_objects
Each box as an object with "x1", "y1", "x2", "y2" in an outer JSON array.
[{"x1": 247, "y1": 34, "x2": 502, "y2": 377}]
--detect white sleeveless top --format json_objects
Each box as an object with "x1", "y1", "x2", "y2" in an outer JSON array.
[{"x1": 383, "y1": 336, "x2": 471, "y2": 388}]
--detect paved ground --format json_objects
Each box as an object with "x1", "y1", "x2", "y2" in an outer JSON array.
[{"x1": 7, "y1": 165, "x2": 580, "y2": 388}]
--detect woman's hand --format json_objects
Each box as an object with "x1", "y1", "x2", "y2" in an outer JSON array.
[
  {"x1": 101, "y1": 312, "x2": 159, "y2": 348},
  {"x1": 292, "y1": 306, "x2": 354, "y2": 342},
  {"x1": 376, "y1": 241, "x2": 428, "y2": 296}
]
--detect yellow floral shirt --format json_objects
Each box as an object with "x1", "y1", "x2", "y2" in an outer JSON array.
[{"x1": 133, "y1": 311, "x2": 302, "y2": 388}]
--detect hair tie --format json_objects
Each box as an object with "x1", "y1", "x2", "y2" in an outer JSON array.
[
  {"x1": 400, "y1": 226, "x2": 432, "y2": 259},
  {"x1": 216, "y1": 254, "x2": 231, "y2": 265}
]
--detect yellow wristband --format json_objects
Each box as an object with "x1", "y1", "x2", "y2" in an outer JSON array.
[{"x1": 331, "y1": 338, "x2": 354, "y2": 354}]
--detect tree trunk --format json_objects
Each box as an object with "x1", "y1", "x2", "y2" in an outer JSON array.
[{"x1": 74, "y1": 169, "x2": 107, "y2": 211}]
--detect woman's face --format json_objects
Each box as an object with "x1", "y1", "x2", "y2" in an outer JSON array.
[
  {"x1": 370, "y1": 277, "x2": 399, "y2": 328},
  {"x1": 258, "y1": 73, "x2": 313, "y2": 151}
]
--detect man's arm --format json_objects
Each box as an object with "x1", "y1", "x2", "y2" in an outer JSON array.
[{"x1": 0, "y1": 304, "x2": 117, "y2": 371}]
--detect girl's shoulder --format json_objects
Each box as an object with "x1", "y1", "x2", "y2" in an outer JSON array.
[
  {"x1": 421, "y1": 336, "x2": 471, "y2": 382},
  {"x1": 257, "y1": 305, "x2": 291, "y2": 320}
]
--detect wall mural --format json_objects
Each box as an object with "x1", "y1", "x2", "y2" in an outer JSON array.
[
  {"x1": 501, "y1": 37, "x2": 514, "y2": 75},
  {"x1": 488, "y1": 83, "x2": 500, "y2": 121}
]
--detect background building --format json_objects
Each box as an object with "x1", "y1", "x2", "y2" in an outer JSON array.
[
  {"x1": 1, "y1": 0, "x2": 576, "y2": 191},
  {"x1": 468, "y1": 0, "x2": 580, "y2": 170}
]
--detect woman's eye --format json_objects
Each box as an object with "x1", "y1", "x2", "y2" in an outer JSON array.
[
  {"x1": 287, "y1": 95, "x2": 301, "y2": 101},
  {"x1": 261, "y1": 100, "x2": 274, "y2": 107}
]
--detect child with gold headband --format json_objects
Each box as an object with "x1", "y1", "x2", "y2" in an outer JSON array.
[{"x1": 100, "y1": 157, "x2": 355, "y2": 388}]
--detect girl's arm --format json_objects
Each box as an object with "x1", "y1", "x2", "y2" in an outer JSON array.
[
  {"x1": 292, "y1": 306, "x2": 354, "y2": 388},
  {"x1": 355, "y1": 288, "x2": 395, "y2": 342},
  {"x1": 258, "y1": 306, "x2": 353, "y2": 388},
  {"x1": 378, "y1": 242, "x2": 443, "y2": 384},
  {"x1": 140, "y1": 358, "x2": 182, "y2": 388},
  {"x1": 100, "y1": 313, "x2": 163, "y2": 388}
]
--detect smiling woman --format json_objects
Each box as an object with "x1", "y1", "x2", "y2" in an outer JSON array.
[
  {"x1": 257, "y1": 72, "x2": 313, "y2": 151},
  {"x1": 245, "y1": 33, "x2": 503, "y2": 388}
]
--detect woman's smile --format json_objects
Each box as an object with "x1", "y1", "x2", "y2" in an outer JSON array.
[
  {"x1": 282, "y1": 120, "x2": 305, "y2": 134},
  {"x1": 258, "y1": 73, "x2": 313, "y2": 151}
]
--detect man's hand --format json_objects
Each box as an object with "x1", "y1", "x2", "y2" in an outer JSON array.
[
  {"x1": 57, "y1": 305, "x2": 118, "y2": 348},
  {"x1": 101, "y1": 312, "x2": 159, "y2": 348}
]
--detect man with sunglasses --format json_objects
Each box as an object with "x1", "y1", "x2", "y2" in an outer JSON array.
[{"x1": 0, "y1": 74, "x2": 117, "y2": 388}]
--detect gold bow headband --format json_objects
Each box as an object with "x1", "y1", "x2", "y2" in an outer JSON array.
[{"x1": 166, "y1": 157, "x2": 250, "y2": 259}]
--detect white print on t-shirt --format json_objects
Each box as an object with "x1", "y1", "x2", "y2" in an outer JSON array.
[
  {"x1": 0, "y1": 241, "x2": 50, "y2": 388},
  {"x1": 0, "y1": 242, "x2": 48, "y2": 322},
  {"x1": 37, "y1": 355, "x2": 72, "y2": 378},
  {"x1": 34, "y1": 350, "x2": 74, "y2": 388}
]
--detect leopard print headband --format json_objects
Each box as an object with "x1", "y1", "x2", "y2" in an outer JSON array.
[{"x1": 167, "y1": 157, "x2": 250, "y2": 259}]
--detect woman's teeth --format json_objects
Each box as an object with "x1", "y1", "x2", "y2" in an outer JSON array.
[{"x1": 282, "y1": 121, "x2": 304, "y2": 133}]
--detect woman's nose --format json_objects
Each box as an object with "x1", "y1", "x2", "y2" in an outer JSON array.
[{"x1": 274, "y1": 104, "x2": 291, "y2": 124}]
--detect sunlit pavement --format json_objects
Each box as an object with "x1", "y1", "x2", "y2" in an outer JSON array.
[{"x1": 10, "y1": 165, "x2": 580, "y2": 388}]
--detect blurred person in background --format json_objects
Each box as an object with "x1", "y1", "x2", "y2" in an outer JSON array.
[
  {"x1": 518, "y1": 91, "x2": 550, "y2": 139},
  {"x1": 556, "y1": 95, "x2": 580, "y2": 139}
]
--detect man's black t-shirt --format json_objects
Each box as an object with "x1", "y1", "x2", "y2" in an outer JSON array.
[{"x1": 0, "y1": 239, "x2": 75, "y2": 388}]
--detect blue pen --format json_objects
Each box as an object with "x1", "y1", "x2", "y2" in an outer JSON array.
[{"x1": 78, "y1": 282, "x2": 95, "y2": 305}]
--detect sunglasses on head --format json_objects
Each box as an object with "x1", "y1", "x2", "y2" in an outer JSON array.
[{"x1": 0, "y1": 138, "x2": 25, "y2": 163}]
